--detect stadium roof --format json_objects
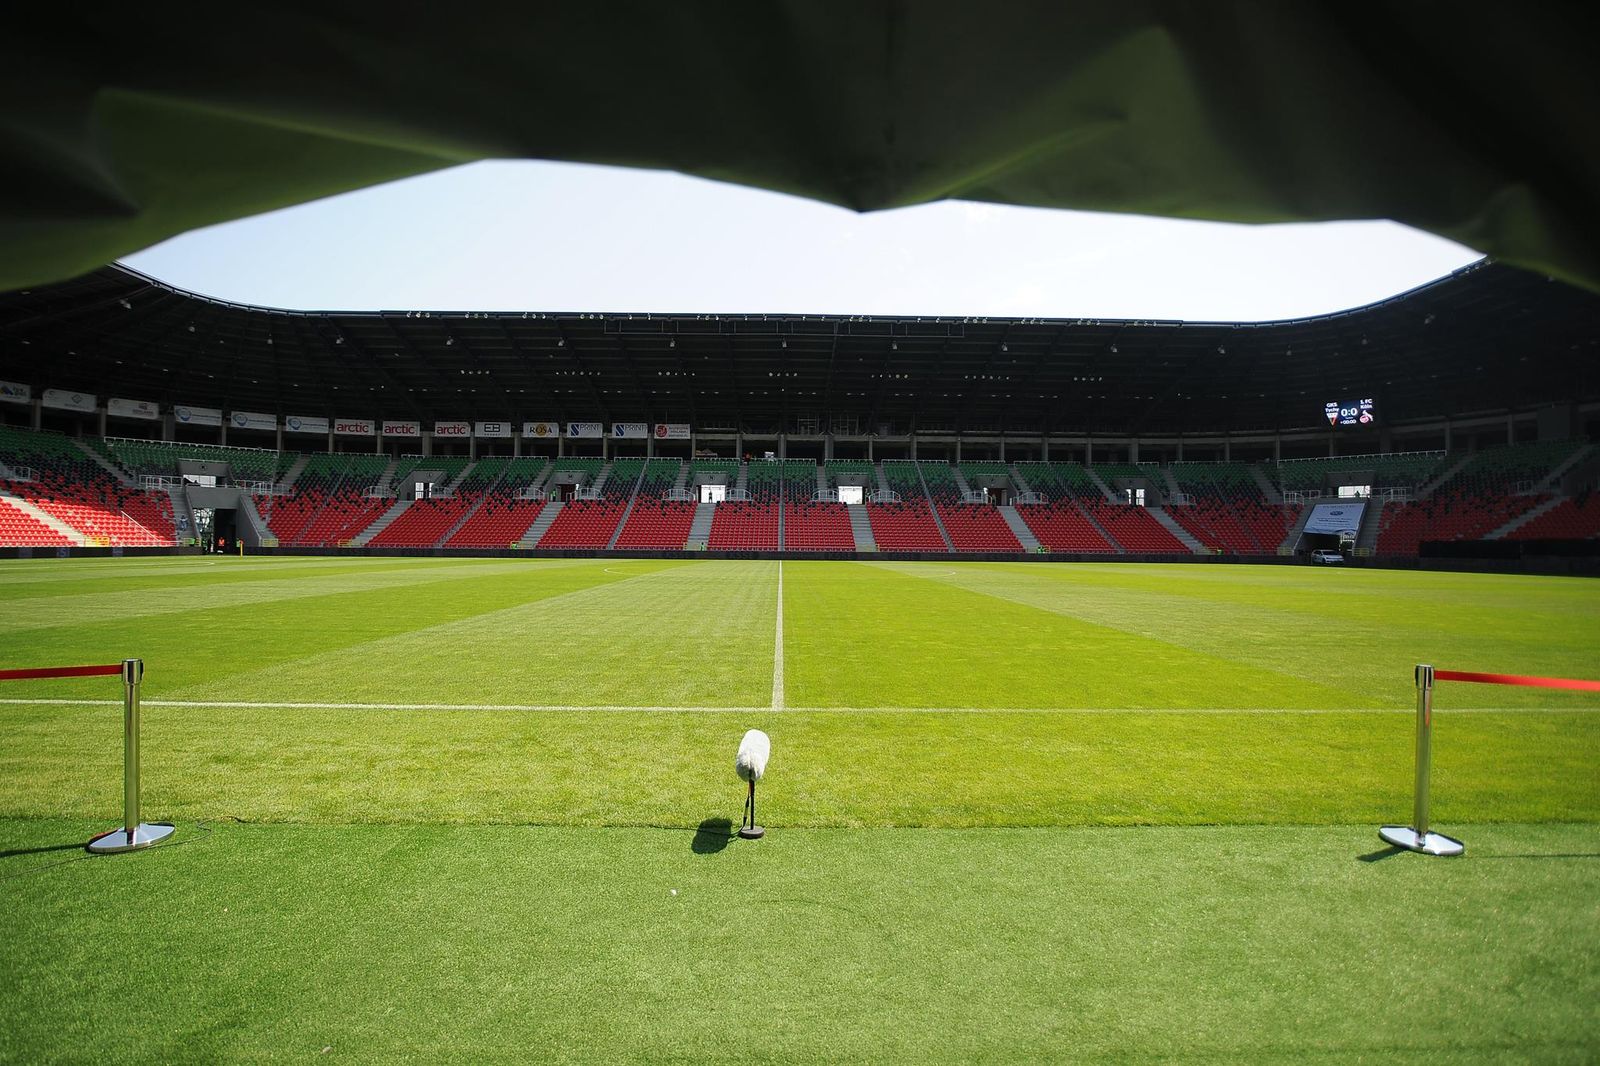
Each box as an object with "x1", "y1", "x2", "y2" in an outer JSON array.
[
  {"x1": 2, "y1": 6, "x2": 1598, "y2": 296},
  {"x1": 2, "y1": 260, "x2": 1595, "y2": 437}
]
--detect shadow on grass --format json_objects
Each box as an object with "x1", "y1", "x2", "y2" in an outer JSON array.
[
  {"x1": 0, "y1": 840, "x2": 87, "y2": 860},
  {"x1": 1357, "y1": 845, "x2": 1407, "y2": 863},
  {"x1": 692, "y1": 817, "x2": 733, "y2": 855}
]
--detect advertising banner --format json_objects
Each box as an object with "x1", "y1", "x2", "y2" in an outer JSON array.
[
  {"x1": 284, "y1": 414, "x2": 329, "y2": 435},
  {"x1": 173, "y1": 403, "x2": 221, "y2": 426},
  {"x1": 567, "y1": 422, "x2": 603, "y2": 439},
  {"x1": 0, "y1": 380, "x2": 30, "y2": 405},
  {"x1": 229, "y1": 410, "x2": 278, "y2": 432},
  {"x1": 333, "y1": 417, "x2": 375, "y2": 437},
  {"x1": 108, "y1": 397, "x2": 160, "y2": 421},
  {"x1": 654, "y1": 423, "x2": 691, "y2": 440},
  {"x1": 434, "y1": 420, "x2": 472, "y2": 439},
  {"x1": 1304, "y1": 501, "x2": 1366, "y2": 535},
  {"x1": 612, "y1": 422, "x2": 649, "y2": 439},
  {"x1": 43, "y1": 389, "x2": 98, "y2": 413},
  {"x1": 382, "y1": 420, "x2": 421, "y2": 438},
  {"x1": 475, "y1": 421, "x2": 512, "y2": 438},
  {"x1": 522, "y1": 421, "x2": 560, "y2": 439}
]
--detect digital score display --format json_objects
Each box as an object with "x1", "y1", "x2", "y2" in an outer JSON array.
[{"x1": 1324, "y1": 397, "x2": 1375, "y2": 427}]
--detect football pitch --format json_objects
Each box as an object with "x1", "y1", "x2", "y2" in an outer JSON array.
[{"x1": 1, "y1": 557, "x2": 1597, "y2": 1062}]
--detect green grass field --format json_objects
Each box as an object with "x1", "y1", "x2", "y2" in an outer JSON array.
[{"x1": 2, "y1": 557, "x2": 1597, "y2": 1062}]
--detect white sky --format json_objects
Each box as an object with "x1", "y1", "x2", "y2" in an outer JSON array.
[{"x1": 121, "y1": 159, "x2": 1484, "y2": 322}]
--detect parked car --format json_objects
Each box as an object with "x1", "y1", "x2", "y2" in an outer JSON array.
[{"x1": 1310, "y1": 549, "x2": 1345, "y2": 564}]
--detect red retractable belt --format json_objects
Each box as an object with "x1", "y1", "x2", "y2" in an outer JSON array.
[
  {"x1": 1433, "y1": 669, "x2": 1600, "y2": 692},
  {"x1": 0, "y1": 664, "x2": 124, "y2": 681}
]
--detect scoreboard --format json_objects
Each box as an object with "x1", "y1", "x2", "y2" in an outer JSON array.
[{"x1": 1324, "y1": 397, "x2": 1375, "y2": 427}]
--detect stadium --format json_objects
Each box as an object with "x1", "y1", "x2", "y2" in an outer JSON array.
[{"x1": 2, "y1": 9, "x2": 1598, "y2": 1063}]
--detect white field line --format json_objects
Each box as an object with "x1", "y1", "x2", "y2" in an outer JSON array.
[
  {"x1": 0, "y1": 698, "x2": 1593, "y2": 715},
  {"x1": 771, "y1": 560, "x2": 785, "y2": 711}
]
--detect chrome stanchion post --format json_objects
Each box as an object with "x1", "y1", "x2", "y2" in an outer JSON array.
[
  {"x1": 87, "y1": 659, "x2": 175, "y2": 853},
  {"x1": 1379, "y1": 664, "x2": 1464, "y2": 856}
]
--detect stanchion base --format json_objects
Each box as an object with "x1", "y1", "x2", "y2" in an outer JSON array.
[
  {"x1": 738, "y1": 825, "x2": 765, "y2": 839},
  {"x1": 1379, "y1": 825, "x2": 1464, "y2": 856},
  {"x1": 87, "y1": 823, "x2": 176, "y2": 853}
]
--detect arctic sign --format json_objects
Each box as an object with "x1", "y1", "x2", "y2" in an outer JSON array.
[
  {"x1": 383, "y1": 421, "x2": 421, "y2": 438},
  {"x1": 333, "y1": 418, "x2": 375, "y2": 437},
  {"x1": 434, "y1": 420, "x2": 471, "y2": 438}
]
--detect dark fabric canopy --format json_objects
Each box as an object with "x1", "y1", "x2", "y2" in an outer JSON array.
[{"x1": 3, "y1": 3, "x2": 1596, "y2": 294}]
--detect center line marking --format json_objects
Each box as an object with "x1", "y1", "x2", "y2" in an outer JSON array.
[{"x1": 772, "y1": 560, "x2": 785, "y2": 711}]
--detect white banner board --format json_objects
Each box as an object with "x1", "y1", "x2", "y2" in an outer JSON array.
[
  {"x1": 567, "y1": 422, "x2": 603, "y2": 439},
  {"x1": 230, "y1": 410, "x2": 278, "y2": 432},
  {"x1": 475, "y1": 421, "x2": 512, "y2": 438},
  {"x1": 108, "y1": 397, "x2": 160, "y2": 421},
  {"x1": 44, "y1": 389, "x2": 97, "y2": 413},
  {"x1": 284, "y1": 414, "x2": 329, "y2": 435},
  {"x1": 383, "y1": 420, "x2": 421, "y2": 438},
  {"x1": 523, "y1": 421, "x2": 560, "y2": 439},
  {"x1": 173, "y1": 403, "x2": 221, "y2": 426},
  {"x1": 0, "y1": 380, "x2": 30, "y2": 405},
  {"x1": 434, "y1": 420, "x2": 471, "y2": 440},
  {"x1": 654, "y1": 423, "x2": 691, "y2": 440},
  {"x1": 1304, "y1": 501, "x2": 1366, "y2": 535},
  {"x1": 333, "y1": 417, "x2": 375, "y2": 437},
  {"x1": 611, "y1": 422, "x2": 649, "y2": 439}
]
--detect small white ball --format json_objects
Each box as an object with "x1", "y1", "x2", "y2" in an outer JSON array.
[{"x1": 670, "y1": 889, "x2": 678, "y2": 896}]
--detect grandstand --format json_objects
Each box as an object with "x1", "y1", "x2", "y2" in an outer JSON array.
[
  {"x1": 1, "y1": 418, "x2": 1595, "y2": 560},
  {"x1": 0, "y1": 256, "x2": 1595, "y2": 564}
]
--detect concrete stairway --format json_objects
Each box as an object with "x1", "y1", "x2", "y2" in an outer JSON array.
[
  {"x1": 1009, "y1": 464, "x2": 1036, "y2": 495},
  {"x1": 0, "y1": 488, "x2": 88, "y2": 544},
  {"x1": 351, "y1": 498, "x2": 411, "y2": 546},
  {"x1": 1537, "y1": 443, "x2": 1596, "y2": 492},
  {"x1": 168, "y1": 486, "x2": 196, "y2": 544},
  {"x1": 590, "y1": 462, "x2": 614, "y2": 495},
  {"x1": 1419, "y1": 453, "x2": 1474, "y2": 496},
  {"x1": 236, "y1": 493, "x2": 275, "y2": 546},
  {"x1": 1147, "y1": 506, "x2": 1206, "y2": 553},
  {"x1": 917, "y1": 465, "x2": 956, "y2": 551},
  {"x1": 278, "y1": 452, "x2": 312, "y2": 490},
  {"x1": 519, "y1": 501, "x2": 562, "y2": 547},
  {"x1": 875, "y1": 464, "x2": 892, "y2": 497},
  {"x1": 1356, "y1": 499, "x2": 1386, "y2": 551},
  {"x1": 847, "y1": 504, "x2": 875, "y2": 550},
  {"x1": 373, "y1": 458, "x2": 401, "y2": 497},
  {"x1": 735, "y1": 462, "x2": 750, "y2": 495},
  {"x1": 687, "y1": 500, "x2": 715, "y2": 548},
  {"x1": 1249, "y1": 464, "x2": 1284, "y2": 503},
  {"x1": 1072, "y1": 496, "x2": 1123, "y2": 553},
  {"x1": 1488, "y1": 495, "x2": 1566, "y2": 539},
  {"x1": 951, "y1": 466, "x2": 975, "y2": 497},
  {"x1": 74, "y1": 440, "x2": 134, "y2": 485},
  {"x1": 1159, "y1": 467, "x2": 1183, "y2": 501},
  {"x1": 607, "y1": 496, "x2": 637, "y2": 549},
  {"x1": 1086, "y1": 467, "x2": 1121, "y2": 502},
  {"x1": 672, "y1": 461, "x2": 691, "y2": 496},
  {"x1": 815, "y1": 464, "x2": 828, "y2": 495},
  {"x1": 998, "y1": 505, "x2": 1039, "y2": 550},
  {"x1": 1279, "y1": 503, "x2": 1314, "y2": 552}
]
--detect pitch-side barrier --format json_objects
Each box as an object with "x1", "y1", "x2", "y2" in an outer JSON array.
[
  {"x1": 0, "y1": 658, "x2": 173, "y2": 853},
  {"x1": 1380, "y1": 663, "x2": 1600, "y2": 856}
]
